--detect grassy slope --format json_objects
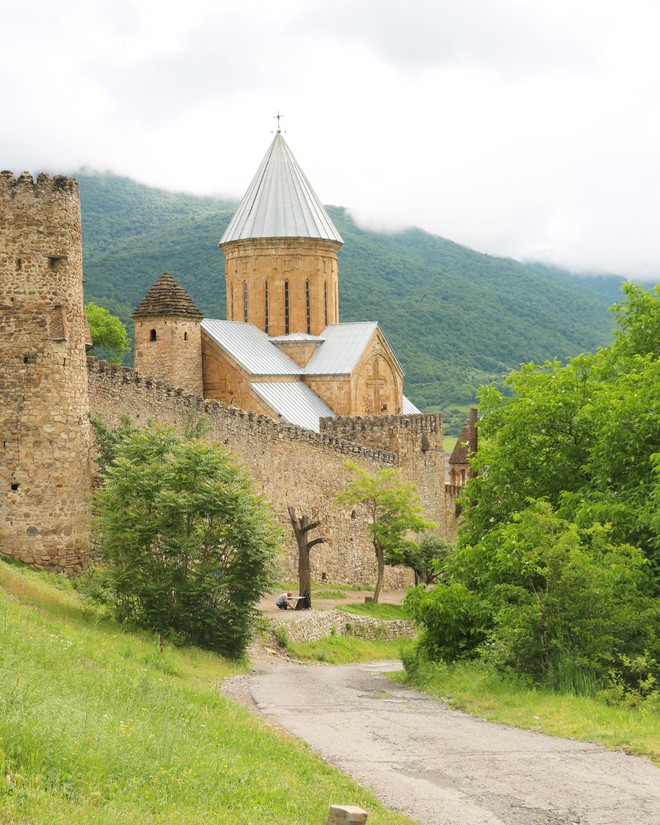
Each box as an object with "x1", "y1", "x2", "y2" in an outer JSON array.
[
  {"x1": 0, "y1": 561, "x2": 412, "y2": 825},
  {"x1": 76, "y1": 172, "x2": 625, "y2": 412}
]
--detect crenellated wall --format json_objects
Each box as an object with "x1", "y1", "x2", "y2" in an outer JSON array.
[
  {"x1": 1, "y1": 170, "x2": 456, "y2": 584},
  {"x1": 88, "y1": 359, "x2": 417, "y2": 587},
  {"x1": 320, "y1": 413, "x2": 449, "y2": 538},
  {"x1": 0, "y1": 172, "x2": 92, "y2": 572}
]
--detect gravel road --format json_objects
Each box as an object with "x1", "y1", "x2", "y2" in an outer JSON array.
[{"x1": 229, "y1": 659, "x2": 660, "y2": 825}]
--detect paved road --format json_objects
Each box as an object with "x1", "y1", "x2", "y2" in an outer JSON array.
[{"x1": 240, "y1": 660, "x2": 660, "y2": 825}]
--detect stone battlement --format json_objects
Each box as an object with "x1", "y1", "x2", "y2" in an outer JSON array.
[
  {"x1": 87, "y1": 357, "x2": 419, "y2": 587},
  {"x1": 322, "y1": 412, "x2": 443, "y2": 434},
  {"x1": 88, "y1": 358, "x2": 399, "y2": 465},
  {"x1": 0, "y1": 170, "x2": 78, "y2": 196}
]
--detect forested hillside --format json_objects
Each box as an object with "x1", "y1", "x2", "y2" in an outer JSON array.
[{"x1": 78, "y1": 172, "x2": 625, "y2": 412}]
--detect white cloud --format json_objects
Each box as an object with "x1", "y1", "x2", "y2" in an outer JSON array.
[{"x1": 0, "y1": 0, "x2": 659, "y2": 280}]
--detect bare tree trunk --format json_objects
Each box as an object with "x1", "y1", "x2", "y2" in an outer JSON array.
[
  {"x1": 373, "y1": 542, "x2": 384, "y2": 603},
  {"x1": 287, "y1": 506, "x2": 326, "y2": 610}
]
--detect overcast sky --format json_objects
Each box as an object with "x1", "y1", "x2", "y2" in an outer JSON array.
[{"x1": 2, "y1": 0, "x2": 659, "y2": 280}]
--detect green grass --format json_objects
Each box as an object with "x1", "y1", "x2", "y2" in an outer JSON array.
[
  {"x1": 443, "y1": 436, "x2": 457, "y2": 455},
  {"x1": 337, "y1": 602, "x2": 408, "y2": 620},
  {"x1": 396, "y1": 659, "x2": 660, "y2": 765},
  {"x1": 313, "y1": 589, "x2": 350, "y2": 599},
  {"x1": 271, "y1": 582, "x2": 375, "y2": 595},
  {"x1": 289, "y1": 636, "x2": 412, "y2": 665},
  {"x1": 0, "y1": 560, "x2": 413, "y2": 824}
]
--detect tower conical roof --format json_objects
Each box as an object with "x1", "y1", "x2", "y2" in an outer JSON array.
[
  {"x1": 220, "y1": 132, "x2": 343, "y2": 244},
  {"x1": 132, "y1": 272, "x2": 203, "y2": 319}
]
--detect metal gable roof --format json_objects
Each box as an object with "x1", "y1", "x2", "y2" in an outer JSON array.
[
  {"x1": 250, "y1": 381, "x2": 334, "y2": 433},
  {"x1": 303, "y1": 322, "x2": 378, "y2": 375},
  {"x1": 402, "y1": 395, "x2": 421, "y2": 415},
  {"x1": 220, "y1": 132, "x2": 343, "y2": 244},
  {"x1": 201, "y1": 319, "x2": 301, "y2": 377}
]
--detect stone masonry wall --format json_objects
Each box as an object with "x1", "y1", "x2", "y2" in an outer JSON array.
[
  {"x1": 134, "y1": 316, "x2": 203, "y2": 397},
  {"x1": 321, "y1": 413, "x2": 449, "y2": 539},
  {"x1": 0, "y1": 173, "x2": 91, "y2": 572},
  {"x1": 88, "y1": 359, "x2": 416, "y2": 588},
  {"x1": 271, "y1": 609, "x2": 417, "y2": 644},
  {"x1": 222, "y1": 237, "x2": 341, "y2": 336}
]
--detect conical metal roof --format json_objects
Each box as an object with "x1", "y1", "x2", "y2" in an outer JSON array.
[
  {"x1": 133, "y1": 272, "x2": 203, "y2": 319},
  {"x1": 220, "y1": 132, "x2": 343, "y2": 244}
]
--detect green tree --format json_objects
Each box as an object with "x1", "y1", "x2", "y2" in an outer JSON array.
[
  {"x1": 85, "y1": 302, "x2": 131, "y2": 363},
  {"x1": 335, "y1": 461, "x2": 435, "y2": 602},
  {"x1": 93, "y1": 424, "x2": 280, "y2": 658},
  {"x1": 462, "y1": 283, "x2": 660, "y2": 582},
  {"x1": 407, "y1": 502, "x2": 658, "y2": 688},
  {"x1": 387, "y1": 532, "x2": 454, "y2": 585},
  {"x1": 405, "y1": 284, "x2": 660, "y2": 692}
]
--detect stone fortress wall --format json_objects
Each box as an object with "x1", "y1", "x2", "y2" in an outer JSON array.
[
  {"x1": 1, "y1": 172, "x2": 457, "y2": 584},
  {"x1": 0, "y1": 173, "x2": 92, "y2": 572},
  {"x1": 88, "y1": 359, "x2": 454, "y2": 587}
]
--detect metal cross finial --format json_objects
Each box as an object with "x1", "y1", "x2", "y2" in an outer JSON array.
[{"x1": 274, "y1": 111, "x2": 284, "y2": 132}]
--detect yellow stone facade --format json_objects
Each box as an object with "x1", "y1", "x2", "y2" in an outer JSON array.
[
  {"x1": 222, "y1": 237, "x2": 341, "y2": 336},
  {"x1": 134, "y1": 316, "x2": 203, "y2": 397},
  {"x1": 0, "y1": 172, "x2": 92, "y2": 572},
  {"x1": 201, "y1": 331, "x2": 273, "y2": 414}
]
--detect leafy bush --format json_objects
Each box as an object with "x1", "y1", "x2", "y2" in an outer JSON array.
[
  {"x1": 91, "y1": 424, "x2": 281, "y2": 658},
  {"x1": 407, "y1": 285, "x2": 660, "y2": 695},
  {"x1": 406, "y1": 501, "x2": 660, "y2": 691}
]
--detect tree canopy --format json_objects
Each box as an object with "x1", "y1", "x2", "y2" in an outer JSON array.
[
  {"x1": 335, "y1": 462, "x2": 435, "y2": 602},
  {"x1": 406, "y1": 284, "x2": 660, "y2": 693},
  {"x1": 92, "y1": 423, "x2": 280, "y2": 658},
  {"x1": 84, "y1": 302, "x2": 131, "y2": 363},
  {"x1": 462, "y1": 282, "x2": 660, "y2": 579}
]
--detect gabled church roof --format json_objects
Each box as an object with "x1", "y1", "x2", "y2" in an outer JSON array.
[
  {"x1": 250, "y1": 382, "x2": 334, "y2": 432},
  {"x1": 402, "y1": 396, "x2": 421, "y2": 415},
  {"x1": 303, "y1": 322, "x2": 379, "y2": 375},
  {"x1": 303, "y1": 322, "x2": 404, "y2": 377},
  {"x1": 202, "y1": 319, "x2": 301, "y2": 376},
  {"x1": 220, "y1": 132, "x2": 343, "y2": 244},
  {"x1": 133, "y1": 272, "x2": 203, "y2": 319}
]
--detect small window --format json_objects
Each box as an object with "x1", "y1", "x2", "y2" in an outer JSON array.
[
  {"x1": 184, "y1": 331, "x2": 188, "y2": 341},
  {"x1": 150, "y1": 329, "x2": 157, "y2": 342},
  {"x1": 243, "y1": 281, "x2": 248, "y2": 323},
  {"x1": 230, "y1": 283, "x2": 234, "y2": 320},
  {"x1": 284, "y1": 280, "x2": 289, "y2": 334},
  {"x1": 264, "y1": 281, "x2": 269, "y2": 334},
  {"x1": 324, "y1": 281, "x2": 328, "y2": 326},
  {"x1": 305, "y1": 280, "x2": 311, "y2": 334}
]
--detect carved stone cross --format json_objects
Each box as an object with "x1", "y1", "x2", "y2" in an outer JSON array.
[{"x1": 365, "y1": 357, "x2": 387, "y2": 413}]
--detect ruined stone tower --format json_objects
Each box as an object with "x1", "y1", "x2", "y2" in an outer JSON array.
[
  {"x1": 0, "y1": 172, "x2": 91, "y2": 571},
  {"x1": 220, "y1": 130, "x2": 343, "y2": 336},
  {"x1": 132, "y1": 272, "x2": 204, "y2": 396}
]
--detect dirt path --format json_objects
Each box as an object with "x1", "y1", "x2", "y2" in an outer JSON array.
[{"x1": 225, "y1": 659, "x2": 660, "y2": 825}]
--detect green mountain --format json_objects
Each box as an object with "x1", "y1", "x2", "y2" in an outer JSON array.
[{"x1": 78, "y1": 171, "x2": 625, "y2": 415}]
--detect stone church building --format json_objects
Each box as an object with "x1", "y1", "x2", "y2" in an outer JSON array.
[
  {"x1": 1, "y1": 132, "x2": 466, "y2": 582},
  {"x1": 132, "y1": 130, "x2": 419, "y2": 432}
]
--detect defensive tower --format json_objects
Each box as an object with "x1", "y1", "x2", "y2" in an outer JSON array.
[
  {"x1": 220, "y1": 130, "x2": 343, "y2": 336},
  {"x1": 0, "y1": 172, "x2": 91, "y2": 571},
  {"x1": 133, "y1": 272, "x2": 204, "y2": 396}
]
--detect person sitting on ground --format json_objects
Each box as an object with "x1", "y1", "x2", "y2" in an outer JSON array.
[{"x1": 275, "y1": 591, "x2": 295, "y2": 610}]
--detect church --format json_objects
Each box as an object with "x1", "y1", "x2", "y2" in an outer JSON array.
[{"x1": 132, "y1": 129, "x2": 420, "y2": 430}]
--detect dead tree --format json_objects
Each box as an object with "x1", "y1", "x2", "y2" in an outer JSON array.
[{"x1": 287, "y1": 506, "x2": 326, "y2": 609}]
